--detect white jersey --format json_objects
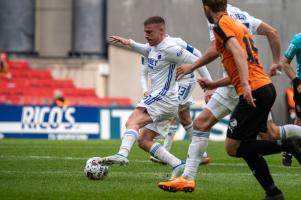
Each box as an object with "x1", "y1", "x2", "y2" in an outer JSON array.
[
  {"x1": 208, "y1": 4, "x2": 262, "y2": 42},
  {"x1": 207, "y1": 4, "x2": 263, "y2": 99},
  {"x1": 130, "y1": 37, "x2": 201, "y2": 122},
  {"x1": 140, "y1": 37, "x2": 211, "y2": 92}
]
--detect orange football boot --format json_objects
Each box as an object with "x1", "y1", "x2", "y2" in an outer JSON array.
[{"x1": 158, "y1": 177, "x2": 195, "y2": 192}]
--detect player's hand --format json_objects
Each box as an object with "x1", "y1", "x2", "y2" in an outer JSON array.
[
  {"x1": 176, "y1": 64, "x2": 193, "y2": 80},
  {"x1": 243, "y1": 84, "x2": 256, "y2": 108},
  {"x1": 269, "y1": 63, "x2": 282, "y2": 77},
  {"x1": 204, "y1": 89, "x2": 214, "y2": 103},
  {"x1": 197, "y1": 78, "x2": 218, "y2": 90},
  {"x1": 109, "y1": 36, "x2": 130, "y2": 46},
  {"x1": 143, "y1": 91, "x2": 151, "y2": 97}
]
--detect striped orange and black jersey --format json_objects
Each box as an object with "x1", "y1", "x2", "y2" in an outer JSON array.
[{"x1": 213, "y1": 15, "x2": 271, "y2": 96}]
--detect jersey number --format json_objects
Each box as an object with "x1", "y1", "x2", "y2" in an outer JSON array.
[{"x1": 243, "y1": 36, "x2": 259, "y2": 64}]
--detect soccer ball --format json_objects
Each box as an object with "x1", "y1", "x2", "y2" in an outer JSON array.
[{"x1": 84, "y1": 157, "x2": 109, "y2": 180}]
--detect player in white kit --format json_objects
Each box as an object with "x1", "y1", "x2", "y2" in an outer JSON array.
[
  {"x1": 158, "y1": 4, "x2": 301, "y2": 192},
  {"x1": 141, "y1": 36, "x2": 210, "y2": 165},
  {"x1": 99, "y1": 16, "x2": 212, "y2": 180}
]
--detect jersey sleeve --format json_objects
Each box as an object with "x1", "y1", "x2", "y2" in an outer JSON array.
[
  {"x1": 172, "y1": 37, "x2": 202, "y2": 57},
  {"x1": 129, "y1": 39, "x2": 149, "y2": 57},
  {"x1": 249, "y1": 15, "x2": 263, "y2": 35},
  {"x1": 207, "y1": 21, "x2": 216, "y2": 42},
  {"x1": 165, "y1": 45, "x2": 212, "y2": 80},
  {"x1": 140, "y1": 56, "x2": 149, "y2": 92},
  {"x1": 213, "y1": 18, "x2": 235, "y2": 45},
  {"x1": 284, "y1": 39, "x2": 298, "y2": 61},
  {"x1": 165, "y1": 45, "x2": 198, "y2": 65}
]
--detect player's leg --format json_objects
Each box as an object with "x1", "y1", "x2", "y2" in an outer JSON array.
[
  {"x1": 259, "y1": 113, "x2": 301, "y2": 166},
  {"x1": 178, "y1": 104, "x2": 210, "y2": 165},
  {"x1": 178, "y1": 104, "x2": 193, "y2": 137},
  {"x1": 227, "y1": 84, "x2": 301, "y2": 199},
  {"x1": 158, "y1": 91, "x2": 235, "y2": 192},
  {"x1": 101, "y1": 107, "x2": 153, "y2": 165},
  {"x1": 139, "y1": 126, "x2": 185, "y2": 180},
  {"x1": 163, "y1": 117, "x2": 177, "y2": 151},
  {"x1": 150, "y1": 117, "x2": 177, "y2": 165}
]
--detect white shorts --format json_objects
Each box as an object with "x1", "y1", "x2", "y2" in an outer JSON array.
[
  {"x1": 137, "y1": 93, "x2": 178, "y2": 137},
  {"x1": 205, "y1": 86, "x2": 239, "y2": 120},
  {"x1": 178, "y1": 81, "x2": 195, "y2": 106},
  {"x1": 144, "y1": 119, "x2": 172, "y2": 138}
]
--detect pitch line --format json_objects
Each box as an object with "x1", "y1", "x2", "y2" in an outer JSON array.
[
  {"x1": 0, "y1": 170, "x2": 300, "y2": 177},
  {"x1": 0, "y1": 155, "x2": 300, "y2": 169}
]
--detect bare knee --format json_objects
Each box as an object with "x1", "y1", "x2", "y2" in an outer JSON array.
[
  {"x1": 125, "y1": 120, "x2": 139, "y2": 131},
  {"x1": 225, "y1": 138, "x2": 241, "y2": 157},
  {"x1": 193, "y1": 110, "x2": 217, "y2": 132},
  {"x1": 266, "y1": 121, "x2": 280, "y2": 140}
]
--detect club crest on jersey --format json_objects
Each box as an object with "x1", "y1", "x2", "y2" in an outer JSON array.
[
  {"x1": 157, "y1": 54, "x2": 162, "y2": 60},
  {"x1": 176, "y1": 48, "x2": 184, "y2": 57}
]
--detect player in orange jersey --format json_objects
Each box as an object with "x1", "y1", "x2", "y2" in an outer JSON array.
[{"x1": 159, "y1": 1, "x2": 301, "y2": 199}]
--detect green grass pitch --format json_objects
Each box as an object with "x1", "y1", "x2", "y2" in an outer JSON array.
[{"x1": 0, "y1": 139, "x2": 301, "y2": 200}]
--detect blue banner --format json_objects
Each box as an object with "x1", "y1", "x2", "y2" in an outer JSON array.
[{"x1": 0, "y1": 105, "x2": 229, "y2": 141}]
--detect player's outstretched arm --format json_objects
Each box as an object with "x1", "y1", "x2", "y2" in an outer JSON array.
[
  {"x1": 109, "y1": 35, "x2": 149, "y2": 57},
  {"x1": 109, "y1": 36, "x2": 130, "y2": 45},
  {"x1": 256, "y1": 22, "x2": 281, "y2": 76},
  {"x1": 176, "y1": 42, "x2": 219, "y2": 79}
]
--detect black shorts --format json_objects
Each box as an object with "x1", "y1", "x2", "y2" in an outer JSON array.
[
  {"x1": 227, "y1": 83, "x2": 276, "y2": 141},
  {"x1": 292, "y1": 78, "x2": 301, "y2": 118}
]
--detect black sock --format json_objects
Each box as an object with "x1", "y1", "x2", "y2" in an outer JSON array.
[
  {"x1": 241, "y1": 153, "x2": 277, "y2": 192},
  {"x1": 236, "y1": 140, "x2": 283, "y2": 157}
]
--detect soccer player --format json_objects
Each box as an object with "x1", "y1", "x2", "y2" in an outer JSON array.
[
  {"x1": 140, "y1": 36, "x2": 210, "y2": 165},
  {"x1": 159, "y1": 1, "x2": 301, "y2": 199},
  {"x1": 158, "y1": 3, "x2": 301, "y2": 191},
  {"x1": 271, "y1": 32, "x2": 301, "y2": 166},
  {"x1": 99, "y1": 16, "x2": 212, "y2": 180}
]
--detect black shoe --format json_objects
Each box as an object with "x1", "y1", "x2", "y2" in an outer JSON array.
[
  {"x1": 282, "y1": 152, "x2": 292, "y2": 167},
  {"x1": 262, "y1": 193, "x2": 285, "y2": 200},
  {"x1": 282, "y1": 136, "x2": 301, "y2": 164}
]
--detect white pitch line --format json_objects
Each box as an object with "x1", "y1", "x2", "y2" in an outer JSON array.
[
  {"x1": 0, "y1": 170, "x2": 300, "y2": 177},
  {"x1": 0, "y1": 155, "x2": 300, "y2": 169}
]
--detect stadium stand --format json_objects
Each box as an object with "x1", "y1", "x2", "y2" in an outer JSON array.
[{"x1": 0, "y1": 60, "x2": 132, "y2": 107}]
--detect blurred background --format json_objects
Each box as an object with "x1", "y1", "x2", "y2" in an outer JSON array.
[{"x1": 0, "y1": 0, "x2": 299, "y2": 139}]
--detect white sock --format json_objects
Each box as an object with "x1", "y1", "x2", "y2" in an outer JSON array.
[
  {"x1": 183, "y1": 130, "x2": 210, "y2": 180},
  {"x1": 280, "y1": 125, "x2": 301, "y2": 140},
  {"x1": 117, "y1": 129, "x2": 138, "y2": 157},
  {"x1": 184, "y1": 123, "x2": 193, "y2": 140},
  {"x1": 150, "y1": 142, "x2": 181, "y2": 168},
  {"x1": 163, "y1": 125, "x2": 177, "y2": 151}
]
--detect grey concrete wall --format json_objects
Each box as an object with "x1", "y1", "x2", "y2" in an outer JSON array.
[
  {"x1": 107, "y1": 0, "x2": 301, "y2": 124},
  {"x1": 35, "y1": 0, "x2": 72, "y2": 57},
  {"x1": 0, "y1": 0, "x2": 35, "y2": 55}
]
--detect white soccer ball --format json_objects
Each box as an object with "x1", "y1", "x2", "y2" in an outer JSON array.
[{"x1": 84, "y1": 157, "x2": 109, "y2": 180}]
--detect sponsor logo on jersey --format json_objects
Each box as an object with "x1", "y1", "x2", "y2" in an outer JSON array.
[{"x1": 148, "y1": 58, "x2": 159, "y2": 69}]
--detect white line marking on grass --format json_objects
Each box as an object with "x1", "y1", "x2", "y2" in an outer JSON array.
[
  {"x1": 1, "y1": 170, "x2": 300, "y2": 178},
  {"x1": 0, "y1": 155, "x2": 300, "y2": 169}
]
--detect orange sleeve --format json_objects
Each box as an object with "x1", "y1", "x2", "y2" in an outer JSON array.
[{"x1": 213, "y1": 17, "x2": 236, "y2": 45}]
